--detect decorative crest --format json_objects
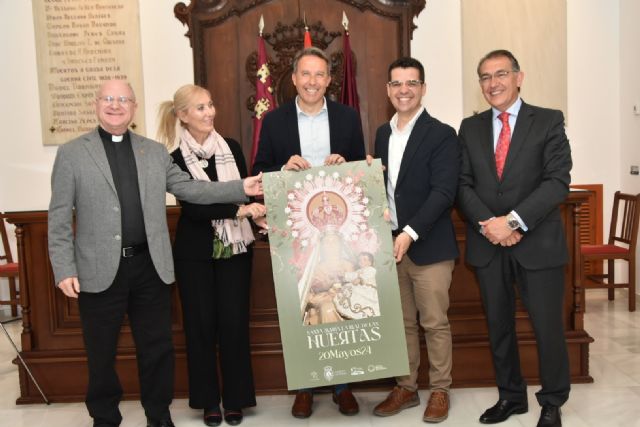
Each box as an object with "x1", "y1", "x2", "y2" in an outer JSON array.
[{"x1": 264, "y1": 18, "x2": 340, "y2": 53}]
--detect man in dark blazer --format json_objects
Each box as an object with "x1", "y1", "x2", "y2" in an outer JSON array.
[
  {"x1": 371, "y1": 57, "x2": 459, "y2": 424},
  {"x1": 252, "y1": 47, "x2": 365, "y2": 174},
  {"x1": 48, "y1": 80, "x2": 262, "y2": 427},
  {"x1": 457, "y1": 50, "x2": 572, "y2": 427},
  {"x1": 252, "y1": 47, "x2": 364, "y2": 418}
]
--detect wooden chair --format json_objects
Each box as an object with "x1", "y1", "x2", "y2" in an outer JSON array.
[
  {"x1": 580, "y1": 191, "x2": 640, "y2": 311},
  {"x1": 0, "y1": 213, "x2": 20, "y2": 317}
]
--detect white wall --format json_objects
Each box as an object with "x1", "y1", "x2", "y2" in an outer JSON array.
[
  {"x1": 620, "y1": 0, "x2": 640, "y2": 195},
  {"x1": 0, "y1": 0, "x2": 192, "y2": 214},
  {"x1": 619, "y1": 0, "x2": 640, "y2": 294},
  {"x1": 1, "y1": 0, "x2": 638, "y2": 304},
  {"x1": 412, "y1": 0, "x2": 463, "y2": 129},
  {"x1": 0, "y1": 0, "x2": 627, "y2": 210},
  {"x1": 567, "y1": 0, "x2": 620, "y2": 212},
  {"x1": 0, "y1": 0, "x2": 193, "y2": 311},
  {"x1": 414, "y1": 0, "x2": 625, "y2": 223},
  {"x1": 0, "y1": 0, "x2": 55, "y2": 212}
]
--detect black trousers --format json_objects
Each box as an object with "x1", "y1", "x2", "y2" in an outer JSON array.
[
  {"x1": 78, "y1": 250, "x2": 174, "y2": 426},
  {"x1": 175, "y1": 251, "x2": 256, "y2": 410},
  {"x1": 475, "y1": 250, "x2": 570, "y2": 407}
]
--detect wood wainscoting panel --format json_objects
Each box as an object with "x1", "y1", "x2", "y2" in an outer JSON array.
[
  {"x1": 5, "y1": 192, "x2": 593, "y2": 403},
  {"x1": 571, "y1": 184, "x2": 603, "y2": 275}
]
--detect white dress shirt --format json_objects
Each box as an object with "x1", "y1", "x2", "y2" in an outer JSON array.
[{"x1": 386, "y1": 106, "x2": 425, "y2": 240}]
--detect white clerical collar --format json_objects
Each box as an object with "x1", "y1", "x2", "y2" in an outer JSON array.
[{"x1": 112, "y1": 135, "x2": 123, "y2": 142}]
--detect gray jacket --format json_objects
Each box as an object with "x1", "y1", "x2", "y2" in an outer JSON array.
[{"x1": 48, "y1": 128, "x2": 247, "y2": 292}]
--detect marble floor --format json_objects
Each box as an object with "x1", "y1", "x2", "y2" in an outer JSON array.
[{"x1": 0, "y1": 289, "x2": 638, "y2": 427}]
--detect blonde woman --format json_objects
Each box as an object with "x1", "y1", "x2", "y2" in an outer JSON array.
[{"x1": 158, "y1": 84, "x2": 265, "y2": 426}]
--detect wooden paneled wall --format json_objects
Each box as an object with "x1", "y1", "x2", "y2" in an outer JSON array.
[
  {"x1": 174, "y1": 0, "x2": 425, "y2": 156},
  {"x1": 5, "y1": 194, "x2": 592, "y2": 403}
]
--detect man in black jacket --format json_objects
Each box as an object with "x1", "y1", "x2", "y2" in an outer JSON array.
[
  {"x1": 371, "y1": 57, "x2": 460, "y2": 424},
  {"x1": 252, "y1": 47, "x2": 365, "y2": 174},
  {"x1": 253, "y1": 47, "x2": 365, "y2": 418}
]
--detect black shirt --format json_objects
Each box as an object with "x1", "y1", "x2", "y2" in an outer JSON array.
[{"x1": 98, "y1": 127, "x2": 147, "y2": 247}]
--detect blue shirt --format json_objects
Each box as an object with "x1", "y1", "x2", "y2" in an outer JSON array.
[{"x1": 296, "y1": 96, "x2": 330, "y2": 167}]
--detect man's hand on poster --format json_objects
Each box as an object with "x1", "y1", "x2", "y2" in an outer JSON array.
[
  {"x1": 243, "y1": 172, "x2": 263, "y2": 196},
  {"x1": 383, "y1": 208, "x2": 391, "y2": 222},
  {"x1": 284, "y1": 155, "x2": 312, "y2": 171},
  {"x1": 365, "y1": 155, "x2": 392, "y2": 227},
  {"x1": 365, "y1": 154, "x2": 386, "y2": 171},
  {"x1": 324, "y1": 153, "x2": 345, "y2": 165},
  {"x1": 393, "y1": 232, "x2": 412, "y2": 263}
]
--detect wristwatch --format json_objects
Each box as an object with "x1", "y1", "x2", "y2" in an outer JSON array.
[{"x1": 506, "y1": 213, "x2": 520, "y2": 231}]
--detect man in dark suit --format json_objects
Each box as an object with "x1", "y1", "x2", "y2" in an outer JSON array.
[
  {"x1": 371, "y1": 57, "x2": 459, "y2": 423},
  {"x1": 48, "y1": 80, "x2": 262, "y2": 427},
  {"x1": 457, "y1": 50, "x2": 572, "y2": 427},
  {"x1": 252, "y1": 47, "x2": 365, "y2": 418},
  {"x1": 252, "y1": 47, "x2": 365, "y2": 174}
]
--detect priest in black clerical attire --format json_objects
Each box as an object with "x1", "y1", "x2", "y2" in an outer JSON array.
[{"x1": 48, "y1": 79, "x2": 263, "y2": 427}]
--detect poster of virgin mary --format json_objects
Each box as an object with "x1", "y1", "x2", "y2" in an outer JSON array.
[
  {"x1": 298, "y1": 192, "x2": 381, "y2": 325},
  {"x1": 262, "y1": 159, "x2": 409, "y2": 390}
]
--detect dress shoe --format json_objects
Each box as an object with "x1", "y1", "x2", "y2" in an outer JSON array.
[
  {"x1": 479, "y1": 399, "x2": 528, "y2": 424},
  {"x1": 291, "y1": 391, "x2": 313, "y2": 418},
  {"x1": 203, "y1": 407, "x2": 222, "y2": 426},
  {"x1": 146, "y1": 419, "x2": 175, "y2": 427},
  {"x1": 373, "y1": 386, "x2": 420, "y2": 416},
  {"x1": 332, "y1": 388, "x2": 359, "y2": 415},
  {"x1": 224, "y1": 409, "x2": 243, "y2": 426},
  {"x1": 537, "y1": 405, "x2": 561, "y2": 427},
  {"x1": 423, "y1": 390, "x2": 449, "y2": 423}
]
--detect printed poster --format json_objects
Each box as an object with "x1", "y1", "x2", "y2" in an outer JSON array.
[{"x1": 263, "y1": 159, "x2": 409, "y2": 390}]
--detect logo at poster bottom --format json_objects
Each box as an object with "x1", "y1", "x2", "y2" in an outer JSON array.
[
  {"x1": 323, "y1": 366, "x2": 334, "y2": 381},
  {"x1": 350, "y1": 366, "x2": 365, "y2": 375}
]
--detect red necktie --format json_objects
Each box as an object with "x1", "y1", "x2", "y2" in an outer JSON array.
[{"x1": 495, "y1": 112, "x2": 510, "y2": 180}]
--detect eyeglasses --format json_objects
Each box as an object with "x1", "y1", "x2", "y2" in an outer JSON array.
[
  {"x1": 478, "y1": 70, "x2": 517, "y2": 84},
  {"x1": 387, "y1": 79, "x2": 423, "y2": 89},
  {"x1": 97, "y1": 95, "x2": 135, "y2": 106}
]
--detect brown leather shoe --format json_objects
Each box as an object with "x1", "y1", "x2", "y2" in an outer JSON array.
[
  {"x1": 291, "y1": 391, "x2": 313, "y2": 418},
  {"x1": 373, "y1": 386, "x2": 420, "y2": 417},
  {"x1": 332, "y1": 388, "x2": 359, "y2": 415},
  {"x1": 423, "y1": 390, "x2": 449, "y2": 423}
]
